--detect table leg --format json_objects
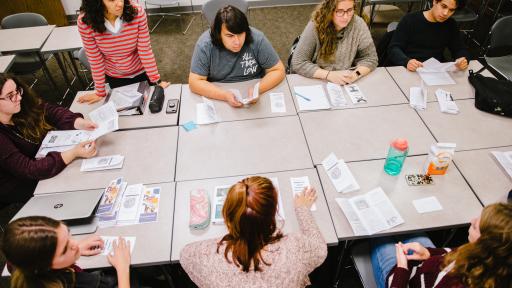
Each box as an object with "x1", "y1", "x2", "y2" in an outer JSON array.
[
  {"x1": 54, "y1": 52, "x2": 75, "y2": 93},
  {"x1": 36, "y1": 52, "x2": 61, "y2": 96},
  {"x1": 67, "y1": 51, "x2": 87, "y2": 88},
  {"x1": 332, "y1": 240, "x2": 352, "y2": 288}
]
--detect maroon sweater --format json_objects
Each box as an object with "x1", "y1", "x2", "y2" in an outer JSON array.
[
  {"x1": 387, "y1": 247, "x2": 464, "y2": 288},
  {"x1": 0, "y1": 103, "x2": 82, "y2": 206}
]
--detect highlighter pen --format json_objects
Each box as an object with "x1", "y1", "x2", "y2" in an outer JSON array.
[{"x1": 295, "y1": 92, "x2": 311, "y2": 101}]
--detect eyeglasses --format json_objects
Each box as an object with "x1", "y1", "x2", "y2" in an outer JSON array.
[
  {"x1": 0, "y1": 87, "x2": 23, "y2": 102},
  {"x1": 334, "y1": 8, "x2": 354, "y2": 17}
]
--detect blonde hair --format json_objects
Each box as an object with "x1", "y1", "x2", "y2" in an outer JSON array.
[{"x1": 443, "y1": 203, "x2": 512, "y2": 288}]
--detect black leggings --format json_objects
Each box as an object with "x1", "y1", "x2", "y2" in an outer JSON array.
[{"x1": 105, "y1": 72, "x2": 150, "y2": 89}]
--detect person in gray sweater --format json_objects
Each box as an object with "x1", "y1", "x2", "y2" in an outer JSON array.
[{"x1": 291, "y1": 0, "x2": 378, "y2": 85}]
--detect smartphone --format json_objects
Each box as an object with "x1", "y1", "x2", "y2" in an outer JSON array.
[{"x1": 166, "y1": 99, "x2": 179, "y2": 114}]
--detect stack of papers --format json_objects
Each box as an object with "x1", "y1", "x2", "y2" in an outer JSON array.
[
  {"x1": 322, "y1": 153, "x2": 360, "y2": 193},
  {"x1": 290, "y1": 176, "x2": 316, "y2": 211},
  {"x1": 435, "y1": 89, "x2": 459, "y2": 114},
  {"x1": 326, "y1": 82, "x2": 348, "y2": 107},
  {"x1": 97, "y1": 178, "x2": 161, "y2": 227},
  {"x1": 417, "y1": 58, "x2": 456, "y2": 86},
  {"x1": 491, "y1": 150, "x2": 512, "y2": 179},
  {"x1": 409, "y1": 86, "x2": 427, "y2": 110},
  {"x1": 196, "y1": 97, "x2": 220, "y2": 124},
  {"x1": 80, "y1": 155, "x2": 124, "y2": 172},
  {"x1": 336, "y1": 187, "x2": 404, "y2": 235},
  {"x1": 232, "y1": 82, "x2": 260, "y2": 105},
  {"x1": 36, "y1": 102, "x2": 119, "y2": 158}
]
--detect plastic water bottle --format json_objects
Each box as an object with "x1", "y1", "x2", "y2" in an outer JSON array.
[{"x1": 384, "y1": 139, "x2": 409, "y2": 175}]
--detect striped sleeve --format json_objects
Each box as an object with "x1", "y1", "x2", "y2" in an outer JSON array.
[
  {"x1": 135, "y1": 7, "x2": 160, "y2": 83},
  {"x1": 78, "y1": 15, "x2": 108, "y2": 97}
]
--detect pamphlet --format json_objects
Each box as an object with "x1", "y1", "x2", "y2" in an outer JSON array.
[
  {"x1": 97, "y1": 178, "x2": 126, "y2": 215},
  {"x1": 211, "y1": 185, "x2": 230, "y2": 224},
  {"x1": 409, "y1": 82, "x2": 427, "y2": 111},
  {"x1": 117, "y1": 184, "x2": 144, "y2": 225},
  {"x1": 80, "y1": 155, "x2": 124, "y2": 172},
  {"x1": 138, "y1": 187, "x2": 161, "y2": 223},
  {"x1": 435, "y1": 89, "x2": 459, "y2": 114},
  {"x1": 270, "y1": 92, "x2": 286, "y2": 113},
  {"x1": 344, "y1": 84, "x2": 367, "y2": 104},
  {"x1": 100, "y1": 236, "x2": 136, "y2": 255},
  {"x1": 196, "y1": 97, "x2": 220, "y2": 124},
  {"x1": 290, "y1": 176, "x2": 317, "y2": 211},
  {"x1": 326, "y1": 82, "x2": 348, "y2": 107},
  {"x1": 322, "y1": 153, "x2": 359, "y2": 193},
  {"x1": 336, "y1": 187, "x2": 404, "y2": 235}
]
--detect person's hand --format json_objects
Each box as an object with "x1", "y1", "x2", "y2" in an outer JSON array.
[
  {"x1": 455, "y1": 57, "x2": 468, "y2": 70},
  {"x1": 395, "y1": 242, "x2": 408, "y2": 269},
  {"x1": 78, "y1": 92, "x2": 104, "y2": 104},
  {"x1": 294, "y1": 186, "x2": 317, "y2": 209},
  {"x1": 72, "y1": 141, "x2": 97, "y2": 159},
  {"x1": 326, "y1": 71, "x2": 351, "y2": 85},
  {"x1": 74, "y1": 118, "x2": 97, "y2": 131},
  {"x1": 400, "y1": 242, "x2": 431, "y2": 260},
  {"x1": 107, "y1": 237, "x2": 131, "y2": 273},
  {"x1": 247, "y1": 86, "x2": 260, "y2": 104},
  {"x1": 407, "y1": 59, "x2": 423, "y2": 72},
  {"x1": 224, "y1": 90, "x2": 243, "y2": 108},
  {"x1": 78, "y1": 235, "x2": 104, "y2": 256},
  {"x1": 158, "y1": 81, "x2": 170, "y2": 89}
]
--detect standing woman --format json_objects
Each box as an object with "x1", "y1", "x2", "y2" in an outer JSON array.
[
  {"x1": 0, "y1": 75, "x2": 97, "y2": 207},
  {"x1": 78, "y1": 0, "x2": 169, "y2": 104},
  {"x1": 291, "y1": 0, "x2": 378, "y2": 85},
  {"x1": 180, "y1": 176, "x2": 327, "y2": 288}
]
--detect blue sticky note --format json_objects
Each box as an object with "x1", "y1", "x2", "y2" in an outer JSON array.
[{"x1": 182, "y1": 121, "x2": 198, "y2": 132}]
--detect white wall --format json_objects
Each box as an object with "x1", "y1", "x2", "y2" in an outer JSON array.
[{"x1": 60, "y1": 0, "x2": 268, "y2": 15}]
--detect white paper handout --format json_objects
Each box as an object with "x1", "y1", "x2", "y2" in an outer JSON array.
[
  {"x1": 417, "y1": 58, "x2": 456, "y2": 86},
  {"x1": 336, "y1": 187, "x2": 404, "y2": 235},
  {"x1": 270, "y1": 92, "x2": 286, "y2": 113},
  {"x1": 326, "y1": 82, "x2": 348, "y2": 107},
  {"x1": 321, "y1": 153, "x2": 360, "y2": 193},
  {"x1": 344, "y1": 84, "x2": 367, "y2": 104},
  {"x1": 88, "y1": 101, "x2": 119, "y2": 140},
  {"x1": 196, "y1": 97, "x2": 220, "y2": 124},
  {"x1": 409, "y1": 83, "x2": 427, "y2": 111},
  {"x1": 289, "y1": 176, "x2": 316, "y2": 211},
  {"x1": 80, "y1": 155, "x2": 124, "y2": 172},
  {"x1": 435, "y1": 89, "x2": 459, "y2": 114},
  {"x1": 412, "y1": 196, "x2": 443, "y2": 213},
  {"x1": 491, "y1": 151, "x2": 512, "y2": 180},
  {"x1": 211, "y1": 185, "x2": 230, "y2": 224},
  {"x1": 100, "y1": 236, "x2": 136, "y2": 255},
  {"x1": 41, "y1": 130, "x2": 91, "y2": 148},
  {"x1": 294, "y1": 85, "x2": 330, "y2": 111}
]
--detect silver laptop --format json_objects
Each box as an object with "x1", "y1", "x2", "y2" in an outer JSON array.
[{"x1": 12, "y1": 189, "x2": 103, "y2": 235}]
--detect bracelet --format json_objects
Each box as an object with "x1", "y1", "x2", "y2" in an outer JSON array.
[{"x1": 325, "y1": 70, "x2": 331, "y2": 80}]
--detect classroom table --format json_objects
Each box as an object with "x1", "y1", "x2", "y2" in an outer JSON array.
[
  {"x1": 286, "y1": 68, "x2": 408, "y2": 111},
  {"x1": 171, "y1": 168, "x2": 338, "y2": 262},
  {"x1": 386, "y1": 61, "x2": 493, "y2": 102},
  {"x1": 299, "y1": 104, "x2": 436, "y2": 164},
  {"x1": 41, "y1": 25, "x2": 86, "y2": 91},
  {"x1": 318, "y1": 155, "x2": 483, "y2": 240},
  {"x1": 179, "y1": 79, "x2": 297, "y2": 123},
  {"x1": 35, "y1": 127, "x2": 178, "y2": 194},
  {"x1": 454, "y1": 146, "x2": 512, "y2": 206},
  {"x1": 70, "y1": 84, "x2": 182, "y2": 129},
  {"x1": 0, "y1": 25, "x2": 60, "y2": 93},
  {"x1": 175, "y1": 115, "x2": 313, "y2": 181},
  {"x1": 75, "y1": 182, "x2": 175, "y2": 269},
  {"x1": 0, "y1": 55, "x2": 16, "y2": 73},
  {"x1": 417, "y1": 99, "x2": 512, "y2": 151}
]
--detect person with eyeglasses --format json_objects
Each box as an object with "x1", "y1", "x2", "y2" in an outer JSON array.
[
  {"x1": 387, "y1": 0, "x2": 470, "y2": 71},
  {"x1": 291, "y1": 0, "x2": 378, "y2": 85},
  {"x1": 0, "y1": 75, "x2": 98, "y2": 208}
]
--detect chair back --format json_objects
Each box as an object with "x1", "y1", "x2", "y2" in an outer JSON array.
[
  {"x1": 489, "y1": 15, "x2": 512, "y2": 48},
  {"x1": 202, "y1": 0, "x2": 249, "y2": 27},
  {"x1": 1, "y1": 13, "x2": 48, "y2": 29},
  {"x1": 78, "y1": 47, "x2": 91, "y2": 70}
]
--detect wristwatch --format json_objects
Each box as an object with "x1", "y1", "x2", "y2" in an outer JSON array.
[
  {"x1": 355, "y1": 70, "x2": 361, "y2": 77},
  {"x1": 154, "y1": 79, "x2": 162, "y2": 85}
]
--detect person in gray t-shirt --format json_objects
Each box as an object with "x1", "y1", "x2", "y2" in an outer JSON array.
[{"x1": 189, "y1": 5, "x2": 285, "y2": 107}]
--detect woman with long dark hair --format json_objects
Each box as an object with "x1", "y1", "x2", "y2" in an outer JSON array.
[
  {"x1": 371, "y1": 202, "x2": 512, "y2": 288},
  {"x1": 0, "y1": 75, "x2": 97, "y2": 207},
  {"x1": 2, "y1": 216, "x2": 131, "y2": 288},
  {"x1": 291, "y1": 0, "x2": 377, "y2": 85},
  {"x1": 78, "y1": 0, "x2": 169, "y2": 104},
  {"x1": 180, "y1": 176, "x2": 327, "y2": 287}
]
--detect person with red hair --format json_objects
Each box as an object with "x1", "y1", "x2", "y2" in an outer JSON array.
[{"x1": 180, "y1": 176, "x2": 327, "y2": 287}]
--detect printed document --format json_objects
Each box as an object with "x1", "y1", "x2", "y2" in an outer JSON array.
[
  {"x1": 417, "y1": 58, "x2": 456, "y2": 86},
  {"x1": 412, "y1": 196, "x2": 443, "y2": 213},
  {"x1": 336, "y1": 187, "x2": 404, "y2": 235},
  {"x1": 270, "y1": 92, "x2": 287, "y2": 113},
  {"x1": 409, "y1": 84, "x2": 427, "y2": 111},
  {"x1": 322, "y1": 153, "x2": 359, "y2": 193},
  {"x1": 326, "y1": 82, "x2": 348, "y2": 107},
  {"x1": 196, "y1": 97, "x2": 220, "y2": 124},
  {"x1": 80, "y1": 155, "x2": 124, "y2": 172},
  {"x1": 290, "y1": 176, "x2": 317, "y2": 211},
  {"x1": 100, "y1": 236, "x2": 136, "y2": 255},
  {"x1": 491, "y1": 151, "x2": 512, "y2": 180},
  {"x1": 294, "y1": 85, "x2": 330, "y2": 111},
  {"x1": 435, "y1": 89, "x2": 459, "y2": 114},
  {"x1": 344, "y1": 84, "x2": 367, "y2": 104}
]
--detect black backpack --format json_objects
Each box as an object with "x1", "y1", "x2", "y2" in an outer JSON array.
[{"x1": 468, "y1": 68, "x2": 512, "y2": 117}]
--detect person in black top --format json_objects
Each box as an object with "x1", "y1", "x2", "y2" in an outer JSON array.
[{"x1": 388, "y1": 0, "x2": 470, "y2": 71}]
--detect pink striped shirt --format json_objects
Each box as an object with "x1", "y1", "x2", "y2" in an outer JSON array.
[{"x1": 78, "y1": 4, "x2": 160, "y2": 97}]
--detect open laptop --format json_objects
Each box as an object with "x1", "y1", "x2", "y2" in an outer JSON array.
[{"x1": 12, "y1": 189, "x2": 103, "y2": 235}]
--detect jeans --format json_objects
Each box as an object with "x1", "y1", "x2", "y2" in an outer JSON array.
[
  {"x1": 105, "y1": 72, "x2": 150, "y2": 89},
  {"x1": 370, "y1": 234, "x2": 435, "y2": 288}
]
